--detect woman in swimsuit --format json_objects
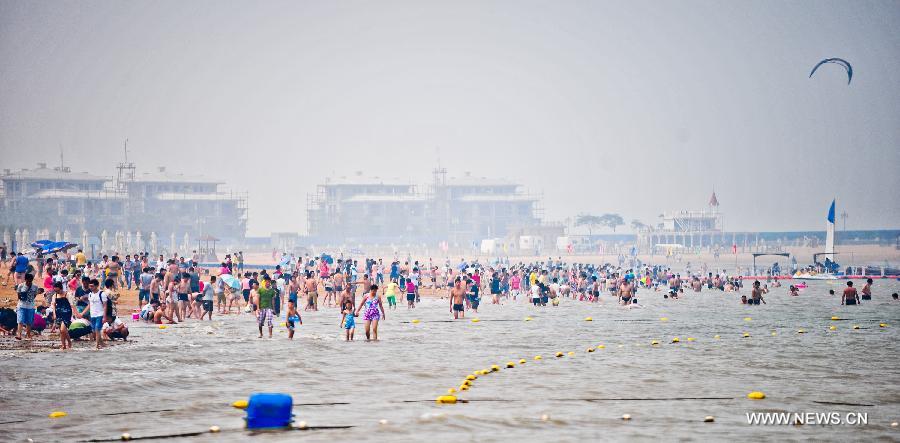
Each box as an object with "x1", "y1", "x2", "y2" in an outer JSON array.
[{"x1": 355, "y1": 284, "x2": 385, "y2": 341}]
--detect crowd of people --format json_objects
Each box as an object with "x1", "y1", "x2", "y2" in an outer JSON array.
[{"x1": 2, "y1": 247, "x2": 896, "y2": 350}]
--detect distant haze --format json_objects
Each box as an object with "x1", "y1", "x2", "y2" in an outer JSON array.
[{"x1": 1, "y1": 0, "x2": 898, "y2": 236}]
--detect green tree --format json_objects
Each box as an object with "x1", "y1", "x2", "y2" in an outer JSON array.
[
  {"x1": 630, "y1": 219, "x2": 646, "y2": 232},
  {"x1": 575, "y1": 214, "x2": 603, "y2": 237},
  {"x1": 599, "y1": 213, "x2": 624, "y2": 232}
]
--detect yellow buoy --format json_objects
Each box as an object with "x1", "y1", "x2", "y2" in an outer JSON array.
[
  {"x1": 466, "y1": 374, "x2": 477, "y2": 381},
  {"x1": 458, "y1": 384, "x2": 470, "y2": 391},
  {"x1": 744, "y1": 317, "x2": 752, "y2": 322},
  {"x1": 411, "y1": 319, "x2": 420, "y2": 324},
  {"x1": 597, "y1": 344, "x2": 606, "y2": 349},
  {"x1": 651, "y1": 340, "x2": 660, "y2": 346},
  {"x1": 461, "y1": 380, "x2": 472, "y2": 387},
  {"x1": 158, "y1": 325, "x2": 167, "y2": 329},
  {"x1": 209, "y1": 426, "x2": 221, "y2": 433},
  {"x1": 534, "y1": 355, "x2": 542, "y2": 360},
  {"x1": 584, "y1": 317, "x2": 593, "y2": 322},
  {"x1": 555, "y1": 352, "x2": 564, "y2": 358},
  {"x1": 483, "y1": 368, "x2": 490, "y2": 374},
  {"x1": 704, "y1": 416, "x2": 715, "y2": 423},
  {"x1": 491, "y1": 365, "x2": 500, "y2": 372},
  {"x1": 829, "y1": 325, "x2": 837, "y2": 331},
  {"x1": 471, "y1": 318, "x2": 480, "y2": 323},
  {"x1": 519, "y1": 359, "x2": 527, "y2": 364},
  {"x1": 436, "y1": 395, "x2": 458, "y2": 404},
  {"x1": 586, "y1": 347, "x2": 595, "y2": 353},
  {"x1": 852, "y1": 325, "x2": 860, "y2": 330},
  {"x1": 524, "y1": 317, "x2": 533, "y2": 321},
  {"x1": 447, "y1": 388, "x2": 456, "y2": 394},
  {"x1": 506, "y1": 361, "x2": 516, "y2": 368},
  {"x1": 743, "y1": 332, "x2": 750, "y2": 338},
  {"x1": 232, "y1": 400, "x2": 249, "y2": 409},
  {"x1": 880, "y1": 323, "x2": 888, "y2": 328},
  {"x1": 660, "y1": 317, "x2": 669, "y2": 322},
  {"x1": 831, "y1": 316, "x2": 840, "y2": 321},
  {"x1": 747, "y1": 391, "x2": 766, "y2": 400},
  {"x1": 686, "y1": 337, "x2": 695, "y2": 342},
  {"x1": 49, "y1": 411, "x2": 67, "y2": 418},
  {"x1": 567, "y1": 351, "x2": 575, "y2": 356},
  {"x1": 713, "y1": 335, "x2": 721, "y2": 339},
  {"x1": 797, "y1": 329, "x2": 806, "y2": 334},
  {"x1": 671, "y1": 337, "x2": 680, "y2": 343}
]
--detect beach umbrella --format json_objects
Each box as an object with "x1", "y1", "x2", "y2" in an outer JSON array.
[
  {"x1": 31, "y1": 239, "x2": 53, "y2": 248},
  {"x1": 220, "y1": 273, "x2": 241, "y2": 290}
]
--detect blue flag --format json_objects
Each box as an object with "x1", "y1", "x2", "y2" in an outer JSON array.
[{"x1": 827, "y1": 199, "x2": 835, "y2": 224}]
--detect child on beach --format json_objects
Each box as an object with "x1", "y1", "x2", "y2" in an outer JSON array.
[
  {"x1": 405, "y1": 278, "x2": 416, "y2": 309},
  {"x1": 340, "y1": 300, "x2": 355, "y2": 341},
  {"x1": 286, "y1": 300, "x2": 301, "y2": 340}
]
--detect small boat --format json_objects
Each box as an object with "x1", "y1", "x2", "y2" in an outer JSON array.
[{"x1": 793, "y1": 272, "x2": 838, "y2": 281}]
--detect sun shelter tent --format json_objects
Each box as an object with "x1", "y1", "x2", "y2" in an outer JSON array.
[
  {"x1": 752, "y1": 253, "x2": 790, "y2": 276},
  {"x1": 197, "y1": 234, "x2": 219, "y2": 263}
]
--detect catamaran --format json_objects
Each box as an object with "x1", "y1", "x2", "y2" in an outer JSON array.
[{"x1": 794, "y1": 200, "x2": 840, "y2": 280}]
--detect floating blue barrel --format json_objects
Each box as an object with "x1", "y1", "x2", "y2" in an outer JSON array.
[{"x1": 245, "y1": 393, "x2": 293, "y2": 429}]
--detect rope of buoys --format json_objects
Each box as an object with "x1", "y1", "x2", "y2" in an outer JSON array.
[{"x1": 79, "y1": 425, "x2": 355, "y2": 442}]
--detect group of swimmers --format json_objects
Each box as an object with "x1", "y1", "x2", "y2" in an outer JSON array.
[{"x1": 3, "y1": 251, "x2": 897, "y2": 350}]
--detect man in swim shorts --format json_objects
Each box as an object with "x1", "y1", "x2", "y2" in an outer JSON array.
[
  {"x1": 861, "y1": 278, "x2": 873, "y2": 301},
  {"x1": 450, "y1": 278, "x2": 466, "y2": 319},
  {"x1": 842, "y1": 281, "x2": 859, "y2": 305}
]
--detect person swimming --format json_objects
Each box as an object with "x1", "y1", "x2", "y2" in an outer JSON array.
[{"x1": 842, "y1": 281, "x2": 859, "y2": 306}]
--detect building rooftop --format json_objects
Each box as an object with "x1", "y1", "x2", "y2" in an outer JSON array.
[
  {"x1": 1, "y1": 164, "x2": 107, "y2": 182},
  {"x1": 131, "y1": 167, "x2": 222, "y2": 184},
  {"x1": 30, "y1": 189, "x2": 127, "y2": 200},
  {"x1": 455, "y1": 194, "x2": 536, "y2": 202},
  {"x1": 324, "y1": 171, "x2": 411, "y2": 186},
  {"x1": 444, "y1": 174, "x2": 515, "y2": 187},
  {"x1": 343, "y1": 194, "x2": 431, "y2": 203}
]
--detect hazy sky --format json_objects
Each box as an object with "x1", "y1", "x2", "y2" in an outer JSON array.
[{"x1": 2, "y1": 0, "x2": 898, "y2": 236}]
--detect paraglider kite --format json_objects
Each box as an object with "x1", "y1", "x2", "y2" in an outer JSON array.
[{"x1": 809, "y1": 58, "x2": 852, "y2": 84}]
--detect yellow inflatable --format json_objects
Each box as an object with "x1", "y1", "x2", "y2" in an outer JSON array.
[
  {"x1": 436, "y1": 395, "x2": 457, "y2": 404},
  {"x1": 747, "y1": 391, "x2": 766, "y2": 400},
  {"x1": 232, "y1": 400, "x2": 249, "y2": 409},
  {"x1": 49, "y1": 411, "x2": 67, "y2": 418}
]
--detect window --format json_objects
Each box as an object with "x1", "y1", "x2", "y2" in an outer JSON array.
[{"x1": 65, "y1": 200, "x2": 81, "y2": 215}]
